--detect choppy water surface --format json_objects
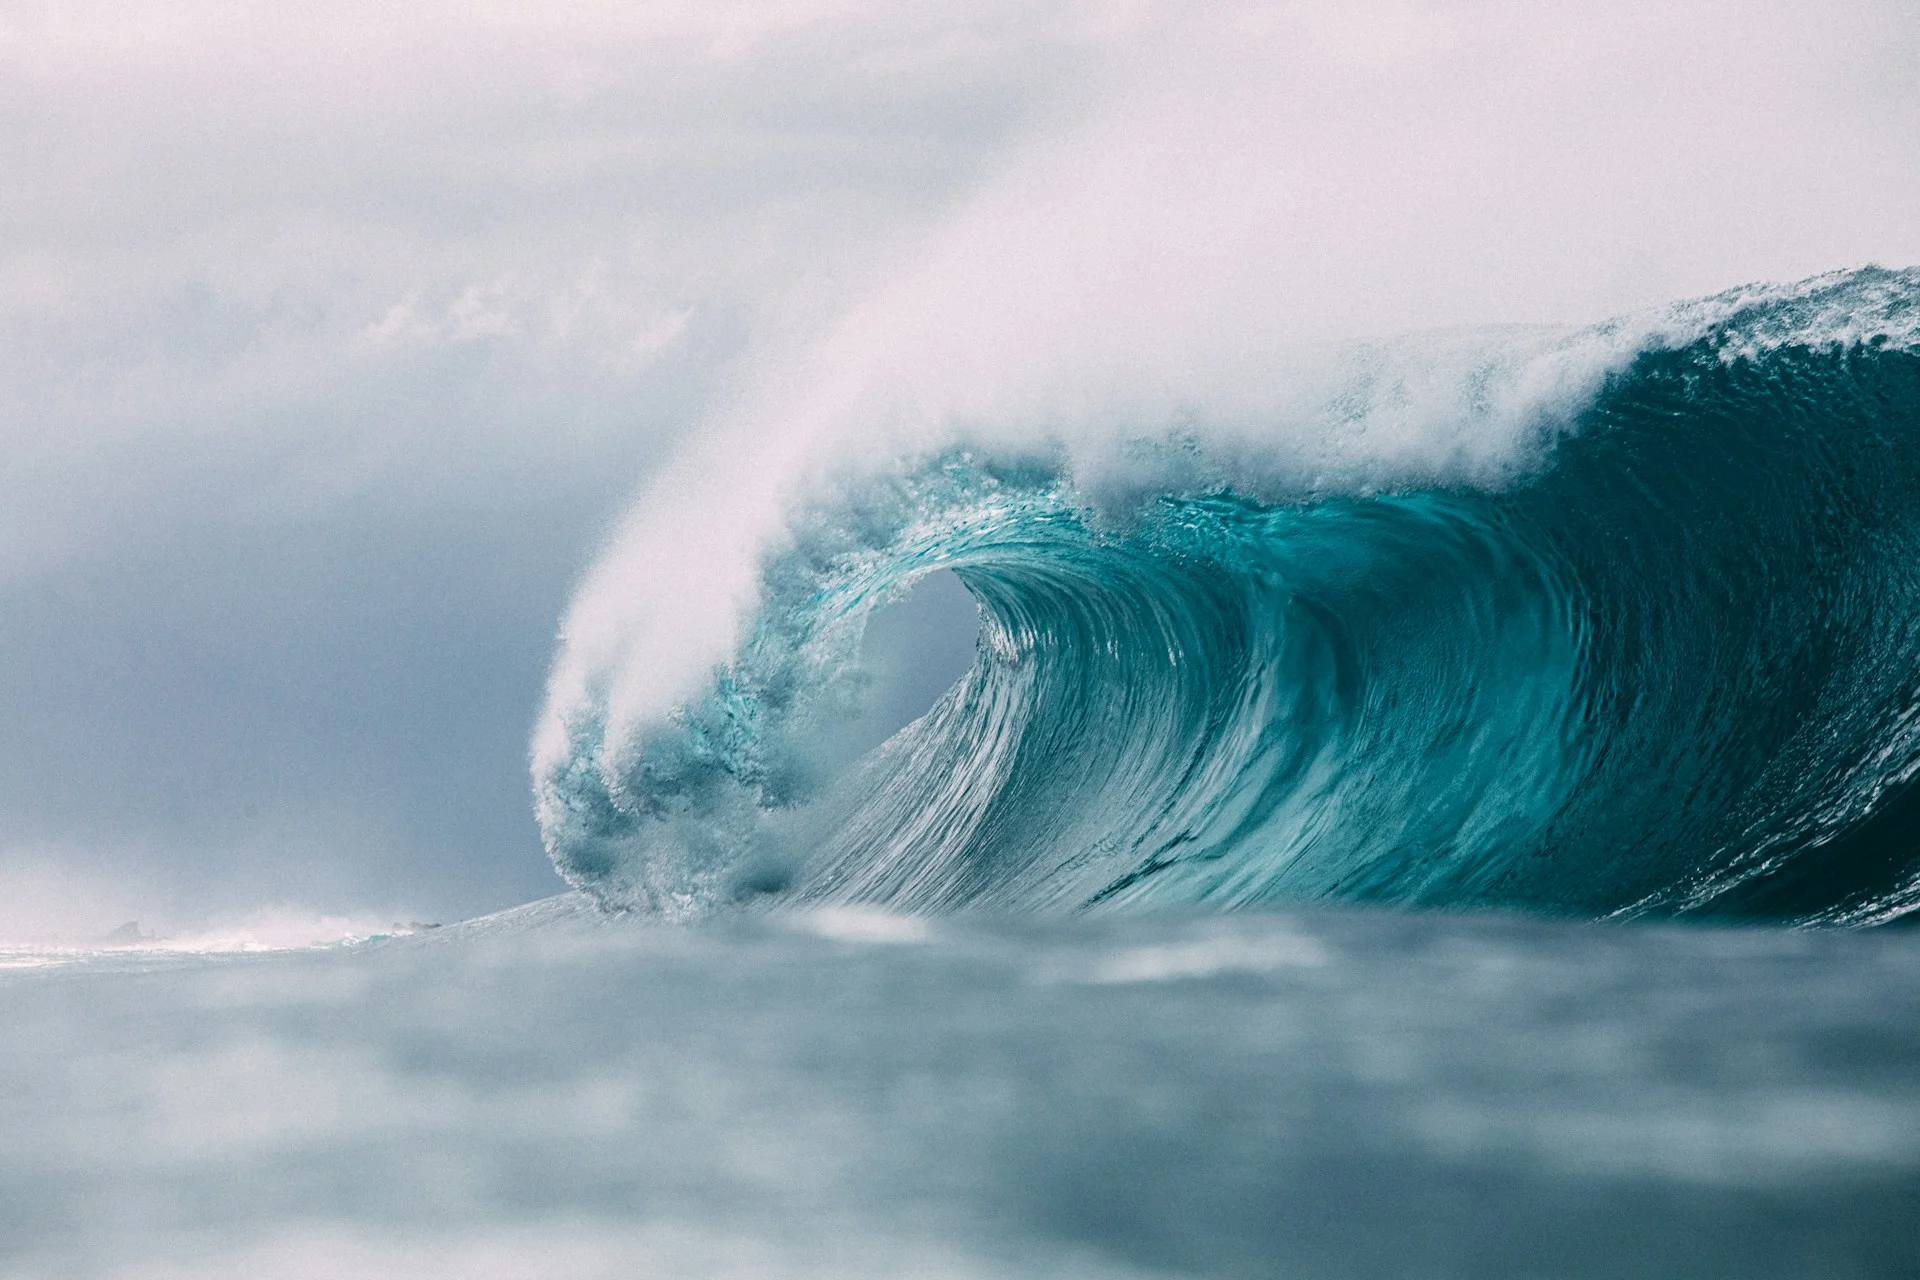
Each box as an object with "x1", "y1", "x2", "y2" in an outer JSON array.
[{"x1": 3, "y1": 899, "x2": 1915, "y2": 1279}]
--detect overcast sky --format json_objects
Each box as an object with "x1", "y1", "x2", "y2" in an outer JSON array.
[{"x1": 2, "y1": 0, "x2": 1916, "y2": 937}]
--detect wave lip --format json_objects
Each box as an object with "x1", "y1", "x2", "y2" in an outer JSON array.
[{"x1": 536, "y1": 267, "x2": 1920, "y2": 924}]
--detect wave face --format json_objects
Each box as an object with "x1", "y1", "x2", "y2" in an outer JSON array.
[{"x1": 536, "y1": 268, "x2": 1920, "y2": 924}]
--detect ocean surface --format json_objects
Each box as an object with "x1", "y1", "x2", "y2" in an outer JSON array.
[
  {"x1": 8, "y1": 269, "x2": 1920, "y2": 1277},
  {"x1": 3, "y1": 899, "x2": 1917, "y2": 1279}
]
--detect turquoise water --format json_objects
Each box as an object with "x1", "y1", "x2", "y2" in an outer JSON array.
[{"x1": 538, "y1": 268, "x2": 1920, "y2": 924}]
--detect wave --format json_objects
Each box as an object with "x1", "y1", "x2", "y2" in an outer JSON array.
[{"x1": 534, "y1": 267, "x2": 1920, "y2": 924}]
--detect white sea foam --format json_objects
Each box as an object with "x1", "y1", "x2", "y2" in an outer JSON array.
[{"x1": 0, "y1": 864, "x2": 428, "y2": 965}]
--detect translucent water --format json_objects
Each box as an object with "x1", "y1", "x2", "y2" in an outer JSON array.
[{"x1": 539, "y1": 269, "x2": 1920, "y2": 924}]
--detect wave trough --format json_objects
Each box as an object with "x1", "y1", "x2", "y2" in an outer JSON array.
[{"x1": 535, "y1": 268, "x2": 1920, "y2": 924}]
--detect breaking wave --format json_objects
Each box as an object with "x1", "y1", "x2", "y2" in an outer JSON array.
[{"x1": 535, "y1": 267, "x2": 1920, "y2": 924}]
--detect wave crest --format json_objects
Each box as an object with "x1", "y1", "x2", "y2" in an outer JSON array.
[{"x1": 535, "y1": 268, "x2": 1920, "y2": 923}]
